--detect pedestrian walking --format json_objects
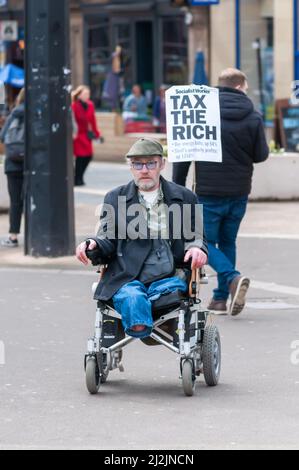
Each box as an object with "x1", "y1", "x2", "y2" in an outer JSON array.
[
  {"x1": 0, "y1": 87, "x2": 25, "y2": 248},
  {"x1": 153, "y1": 85, "x2": 167, "y2": 133},
  {"x1": 72, "y1": 85, "x2": 101, "y2": 186},
  {"x1": 173, "y1": 68, "x2": 269, "y2": 316}
]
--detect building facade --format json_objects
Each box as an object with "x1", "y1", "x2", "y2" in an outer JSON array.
[
  {"x1": 73, "y1": 0, "x2": 190, "y2": 109},
  {"x1": 0, "y1": 0, "x2": 298, "y2": 128}
]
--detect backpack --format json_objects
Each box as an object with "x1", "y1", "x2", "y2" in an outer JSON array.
[{"x1": 4, "y1": 115, "x2": 25, "y2": 163}]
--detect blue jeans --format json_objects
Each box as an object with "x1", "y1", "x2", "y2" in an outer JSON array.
[
  {"x1": 113, "y1": 277, "x2": 187, "y2": 338},
  {"x1": 198, "y1": 195, "x2": 248, "y2": 301}
]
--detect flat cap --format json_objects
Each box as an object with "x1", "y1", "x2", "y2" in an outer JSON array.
[{"x1": 125, "y1": 138, "x2": 164, "y2": 158}]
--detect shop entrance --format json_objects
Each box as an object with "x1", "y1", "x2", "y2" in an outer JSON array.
[
  {"x1": 113, "y1": 18, "x2": 154, "y2": 103},
  {"x1": 136, "y1": 21, "x2": 154, "y2": 103}
]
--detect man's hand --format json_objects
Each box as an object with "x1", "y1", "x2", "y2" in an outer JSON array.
[
  {"x1": 76, "y1": 239, "x2": 97, "y2": 266},
  {"x1": 184, "y1": 248, "x2": 208, "y2": 270}
]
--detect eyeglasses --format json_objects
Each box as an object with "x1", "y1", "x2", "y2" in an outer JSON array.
[{"x1": 130, "y1": 161, "x2": 159, "y2": 171}]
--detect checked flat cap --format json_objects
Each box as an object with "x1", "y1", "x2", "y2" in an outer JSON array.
[{"x1": 125, "y1": 138, "x2": 164, "y2": 158}]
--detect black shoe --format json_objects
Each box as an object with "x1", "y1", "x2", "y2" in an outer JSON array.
[
  {"x1": 1, "y1": 238, "x2": 19, "y2": 248},
  {"x1": 207, "y1": 299, "x2": 228, "y2": 315}
]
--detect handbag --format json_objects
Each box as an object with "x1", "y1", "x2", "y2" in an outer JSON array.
[
  {"x1": 87, "y1": 130, "x2": 96, "y2": 141},
  {"x1": 4, "y1": 116, "x2": 25, "y2": 163}
]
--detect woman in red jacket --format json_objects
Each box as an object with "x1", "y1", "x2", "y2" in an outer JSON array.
[{"x1": 72, "y1": 85, "x2": 101, "y2": 186}]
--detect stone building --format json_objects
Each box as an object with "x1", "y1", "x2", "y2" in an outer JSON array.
[{"x1": 0, "y1": 0, "x2": 297, "y2": 130}]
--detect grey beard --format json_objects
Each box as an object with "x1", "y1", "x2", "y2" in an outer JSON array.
[{"x1": 134, "y1": 178, "x2": 157, "y2": 191}]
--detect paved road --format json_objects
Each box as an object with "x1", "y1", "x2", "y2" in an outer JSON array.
[
  {"x1": 0, "y1": 251, "x2": 299, "y2": 450},
  {"x1": 1, "y1": 162, "x2": 299, "y2": 449}
]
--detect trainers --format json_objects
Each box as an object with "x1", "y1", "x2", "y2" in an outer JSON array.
[
  {"x1": 1, "y1": 238, "x2": 19, "y2": 248},
  {"x1": 207, "y1": 299, "x2": 228, "y2": 315},
  {"x1": 229, "y1": 275, "x2": 250, "y2": 316}
]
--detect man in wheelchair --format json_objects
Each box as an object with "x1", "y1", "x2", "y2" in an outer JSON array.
[{"x1": 77, "y1": 138, "x2": 208, "y2": 339}]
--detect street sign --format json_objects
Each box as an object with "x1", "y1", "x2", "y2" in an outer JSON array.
[
  {"x1": 166, "y1": 85, "x2": 222, "y2": 163},
  {"x1": 190, "y1": 1, "x2": 220, "y2": 5},
  {"x1": 0, "y1": 21, "x2": 18, "y2": 41}
]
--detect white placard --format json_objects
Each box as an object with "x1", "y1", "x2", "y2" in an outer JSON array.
[
  {"x1": 0, "y1": 21, "x2": 18, "y2": 41},
  {"x1": 166, "y1": 85, "x2": 222, "y2": 163}
]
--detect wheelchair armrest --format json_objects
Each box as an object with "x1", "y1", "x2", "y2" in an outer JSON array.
[
  {"x1": 189, "y1": 267, "x2": 208, "y2": 298},
  {"x1": 189, "y1": 269, "x2": 198, "y2": 298}
]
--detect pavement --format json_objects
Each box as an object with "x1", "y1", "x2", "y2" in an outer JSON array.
[
  {"x1": 1, "y1": 161, "x2": 299, "y2": 269},
  {"x1": 0, "y1": 162, "x2": 299, "y2": 450}
]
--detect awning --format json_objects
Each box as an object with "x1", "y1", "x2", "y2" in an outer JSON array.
[{"x1": 0, "y1": 64, "x2": 25, "y2": 88}]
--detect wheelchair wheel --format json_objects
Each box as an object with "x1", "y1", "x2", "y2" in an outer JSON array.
[
  {"x1": 202, "y1": 325, "x2": 221, "y2": 387},
  {"x1": 86, "y1": 356, "x2": 101, "y2": 394},
  {"x1": 182, "y1": 359, "x2": 195, "y2": 397}
]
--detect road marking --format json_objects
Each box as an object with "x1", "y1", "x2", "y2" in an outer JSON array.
[
  {"x1": 251, "y1": 280, "x2": 299, "y2": 297},
  {"x1": 246, "y1": 301, "x2": 299, "y2": 310},
  {"x1": 74, "y1": 188, "x2": 109, "y2": 196},
  {"x1": 0, "y1": 267, "x2": 96, "y2": 277},
  {"x1": 1, "y1": 268, "x2": 299, "y2": 297},
  {"x1": 239, "y1": 233, "x2": 299, "y2": 240}
]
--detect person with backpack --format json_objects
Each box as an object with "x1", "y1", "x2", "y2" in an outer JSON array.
[{"x1": 0, "y1": 88, "x2": 25, "y2": 247}]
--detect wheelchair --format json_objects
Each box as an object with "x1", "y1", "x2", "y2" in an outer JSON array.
[{"x1": 84, "y1": 264, "x2": 221, "y2": 397}]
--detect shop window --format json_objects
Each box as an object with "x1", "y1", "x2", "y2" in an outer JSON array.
[
  {"x1": 162, "y1": 17, "x2": 188, "y2": 86},
  {"x1": 87, "y1": 18, "x2": 110, "y2": 109},
  {"x1": 295, "y1": 0, "x2": 299, "y2": 81},
  {"x1": 239, "y1": 0, "x2": 274, "y2": 126},
  {"x1": 112, "y1": 22, "x2": 133, "y2": 96}
]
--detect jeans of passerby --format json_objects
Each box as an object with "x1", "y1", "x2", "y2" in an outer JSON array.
[
  {"x1": 113, "y1": 277, "x2": 187, "y2": 338},
  {"x1": 75, "y1": 155, "x2": 92, "y2": 186},
  {"x1": 7, "y1": 172, "x2": 23, "y2": 234},
  {"x1": 198, "y1": 195, "x2": 248, "y2": 301}
]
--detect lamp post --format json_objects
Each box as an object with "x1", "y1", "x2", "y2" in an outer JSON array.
[{"x1": 24, "y1": 0, "x2": 75, "y2": 257}]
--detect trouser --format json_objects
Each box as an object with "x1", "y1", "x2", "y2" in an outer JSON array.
[
  {"x1": 198, "y1": 195, "x2": 248, "y2": 301},
  {"x1": 112, "y1": 277, "x2": 187, "y2": 338},
  {"x1": 7, "y1": 172, "x2": 24, "y2": 235},
  {"x1": 75, "y1": 155, "x2": 92, "y2": 185}
]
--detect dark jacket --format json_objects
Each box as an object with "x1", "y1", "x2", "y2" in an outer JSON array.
[
  {"x1": 173, "y1": 87, "x2": 269, "y2": 197},
  {"x1": 0, "y1": 104, "x2": 25, "y2": 174},
  {"x1": 92, "y1": 177, "x2": 208, "y2": 301}
]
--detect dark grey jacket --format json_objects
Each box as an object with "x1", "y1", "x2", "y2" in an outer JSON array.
[
  {"x1": 92, "y1": 177, "x2": 208, "y2": 301},
  {"x1": 0, "y1": 104, "x2": 25, "y2": 174}
]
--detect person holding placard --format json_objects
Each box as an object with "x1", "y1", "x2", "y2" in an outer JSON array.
[{"x1": 173, "y1": 68, "x2": 269, "y2": 316}]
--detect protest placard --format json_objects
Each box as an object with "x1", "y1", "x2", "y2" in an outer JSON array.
[{"x1": 166, "y1": 85, "x2": 222, "y2": 163}]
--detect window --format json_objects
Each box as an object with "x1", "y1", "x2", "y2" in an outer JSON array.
[
  {"x1": 87, "y1": 18, "x2": 110, "y2": 109},
  {"x1": 294, "y1": 0, "x2": 299, "y2": 81},
  {"x1": 162, "y1": 17, "x2": 188, "y2": 86},
  {"x1": 112, "y1": 22, "x2": 133, "y2": 95},
  {"x1": 239, "y1": 0, "x2": 274, "y2": 126}
]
